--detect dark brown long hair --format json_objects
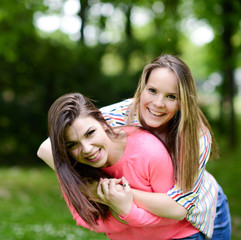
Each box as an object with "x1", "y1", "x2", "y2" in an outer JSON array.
[
  {"x1": 128, "y1": 54, "x2": 219, "y2": 192},
  {"x1": 48, "y1": 93, "x2": 117, "y2": 227}
]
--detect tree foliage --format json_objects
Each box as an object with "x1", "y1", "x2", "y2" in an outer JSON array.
[
  {"x1": 0, "y1": 0, "x2": 240, "y2": 165},
  {"x1": 191, "y1": 0, "x2": 241, "y2": 145}
]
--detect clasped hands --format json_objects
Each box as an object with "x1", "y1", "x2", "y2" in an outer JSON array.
[{"x1": 87, "y1": 176, "x2": 133, "y2": 218}]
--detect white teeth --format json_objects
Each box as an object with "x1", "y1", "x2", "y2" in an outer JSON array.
[
  {"x1": 149, "y1": 109, "x2": 164, "y2": 116},
  {"x1": 88, "y1": 151, "x2": 98, "y2": 160}
]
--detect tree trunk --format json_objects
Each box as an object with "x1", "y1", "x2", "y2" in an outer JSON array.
[
  {"x1": 221, "y1": 0, "x2": 236, "y2": 146},
  {"x1": 78, "y1": 0, "x2": 89, "y2": 43}
]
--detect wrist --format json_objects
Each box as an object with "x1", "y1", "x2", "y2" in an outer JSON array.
[{"x1": 118, "y1": 203, "x2": 133, "y2": 218}]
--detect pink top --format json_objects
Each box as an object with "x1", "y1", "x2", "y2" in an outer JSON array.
[{"x1": 66, "y1": 127, "x2": 198, "y2": 239}]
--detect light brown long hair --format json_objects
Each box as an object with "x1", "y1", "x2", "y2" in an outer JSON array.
[
  {"x1": 48, "y1": 93, "x2": 118, "y2": 227},
  {"x1": 128, "y1": 54, "x2": 219, "y2": 192}
]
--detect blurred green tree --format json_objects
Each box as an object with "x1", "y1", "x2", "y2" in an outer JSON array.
[
  {"x1": 0, "y1": 0, "x2": 240, "y2": 165},
  {"x1": 192, "y1": 0, "x2": 241, "y2": 146}
]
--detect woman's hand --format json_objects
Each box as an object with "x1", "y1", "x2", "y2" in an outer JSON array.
[
  {"x1": 97, "y1": 177, "x2": 133, "y2": 217},
  {"x1": 85, "y1": 180, "x2": 105, "y2": 204}
]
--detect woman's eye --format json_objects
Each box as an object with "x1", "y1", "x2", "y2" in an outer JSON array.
[
  {"x1": 86, "y1": 129, "x2": 95, "y2": 137},
  {"x1": 67, "y1": 142, "x2": 77, "y2": 150},
  {"x1": 148, "y1": 88, "x2": 157, "y2": 94},
  {"x1": 167, "y1": 95, "x2": 177, "y2": 100}
]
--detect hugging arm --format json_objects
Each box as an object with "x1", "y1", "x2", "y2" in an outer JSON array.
[
  {"x1": 97, "y1": 178, "x2": 179, "y2": 227},
  {"x1": 132, "y1": 131, "x2": 212, "y2": 221},
  {"x1": 132, "y1": 190, "x2": 187, "y2": 220},
  {"x1": 166, "y1": 131, "x2": 212, "y2": 211},
  {"x1": 37, "y1": 138, "x2": 55, "y2": 170}
]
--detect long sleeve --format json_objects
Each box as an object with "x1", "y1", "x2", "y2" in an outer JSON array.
[
  {"x1": 167, "y1": 132, "x2": 211, "y2": 211},
  {"x1": 167, "y1": 130, "x2": 219, "y2": 238},
  {"x1": 64, "y1": 194, "x2": 130, "y2": 233},
  {"x1": 100, "y1": 99, "x2": 139, "y2": 127},
  {"x1": 167, "y1": 130, "x2": 212, "y2": 211},
  {"x1": 119, "y1": 202, "x2": 179, "y2": 227}
]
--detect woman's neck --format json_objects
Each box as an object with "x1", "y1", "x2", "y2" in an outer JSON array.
[
  {"x1": 152, "y1": 126, "x2": 169, "y2": 142},
  {"x1": 140, "y1": 119, "x2": 168, "y2": 144}
]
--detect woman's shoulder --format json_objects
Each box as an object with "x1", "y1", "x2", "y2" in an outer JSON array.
[
  {"x1": 123, "y1": 127, "x2": 172, "y2": 168},
  {"x1": 100, "y1": 99, "x2": 134, "y2": 127},
  {"x1": 199, "y1": 127, "x2": 211, "y2": 142},
  {"x1": 124, "y1": 127, "x2": 167, "y2": 151},
  {"x1": 100, "y1": 98, "x2": 133, "y2": 113}
]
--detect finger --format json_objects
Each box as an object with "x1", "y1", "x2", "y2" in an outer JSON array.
[
  {"x1": 97, "y1": 179, "x2": 104, "y2": 199},
  {"x1": 103, "y1": 178, "x2": 122, "y2": 184},
  {"x1": 109, "y1": 179, "x2": 119, "y2": 193},
  {"x1": 121, "y1": 176, "x2": 129, "y2": 185},
  {"x1": 101, "y1": 179, "x2": 110, "y2": 196},
  {"x1": 113, "y1": 178, "x2": 122, "y2": 184},
  {"x1": 97, "y1": 178, "x2": 109, "y2": 200},
  {"x1": 121, "y1": 176, "x2": 130, "y2": 190},
  {"x1": 101, "y1": 178, "x2": 110, "y2": 184}
]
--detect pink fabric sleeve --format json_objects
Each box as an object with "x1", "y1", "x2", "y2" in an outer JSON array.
[
  {"x1": 119, "y1": 202, "x2": 178, "y2": 226},
  {"x1": 64, "y1": 193, "x2": 129, "y2": 233}
]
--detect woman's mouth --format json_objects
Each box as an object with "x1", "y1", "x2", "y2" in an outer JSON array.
[
  {"x1": 148, "y1": 108, "x2": 165, "y2": 117},
  {"x1": 86, "y1": 149, "x2": 102, "y2": 162}
]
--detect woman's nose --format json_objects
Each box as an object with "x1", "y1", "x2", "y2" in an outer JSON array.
[
  {"x1": 81, "y1": 142, "x2": 92, "y2": 154},
  {"x1": 153, "y1": 95, "x2": 165, "y2": 107}
]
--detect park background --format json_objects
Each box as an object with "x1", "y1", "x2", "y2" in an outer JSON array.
[{"x1": 0, "y1": 0, "x2": 241, "y2": 239}]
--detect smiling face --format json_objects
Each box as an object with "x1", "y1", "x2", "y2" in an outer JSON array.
[
  {"x1": 139, "y1": 67, "x2": 179, "y2": 131},
  {"x1": 65, "y1": 116, "x2": 113, "y2": 168}
]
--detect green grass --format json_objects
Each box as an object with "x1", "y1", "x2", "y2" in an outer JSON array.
[
  {"x1": 1, "y1": 139, "x2": 241, "y2": 239},
  {"x1": 0, "y1": 167, "x2": 108, "y2": 240}
]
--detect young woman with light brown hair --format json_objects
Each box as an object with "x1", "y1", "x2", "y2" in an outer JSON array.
[
  {"x1": 38, "y1": 55, "x2": 231, "y2": 239},
  {"x1": 41, "y1": 92, "x2": 199, "y2": 239}
]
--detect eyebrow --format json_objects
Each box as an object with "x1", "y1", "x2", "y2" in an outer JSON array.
[{"x1": 65, "y1": 125, "x2": 92, "y2": 143}]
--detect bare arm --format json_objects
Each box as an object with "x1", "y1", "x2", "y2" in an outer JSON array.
[
  {"x1": 100, "y1": 178, "x2": 187, "y2": 221},
  {"x1": 132, "y1": 189, "x2": 187, "y2": 220},
  {"x1": 37, "y1": 138, "x2": 55, "y2": 170}
]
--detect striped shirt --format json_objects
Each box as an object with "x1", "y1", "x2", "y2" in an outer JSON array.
[{"x1": 100, "y1": 98, "x2": 219, "y2": 239}]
